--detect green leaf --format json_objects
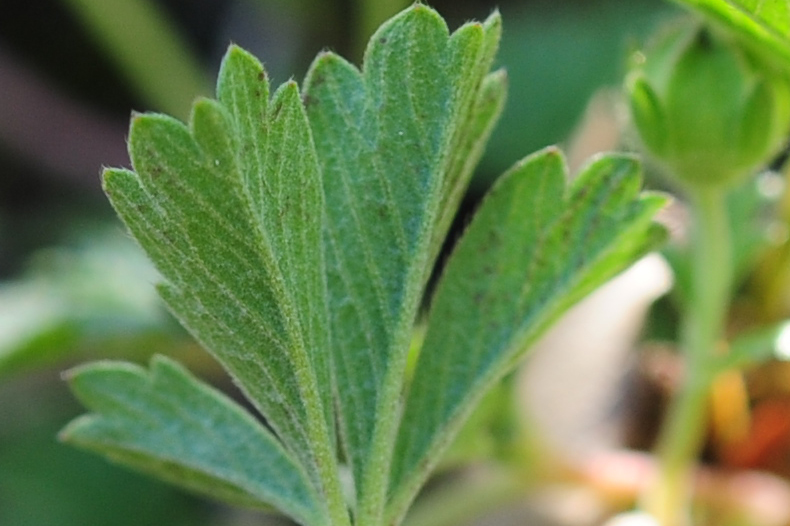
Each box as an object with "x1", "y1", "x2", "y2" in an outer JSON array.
[
  {"x1": 99, "y1": 45, "x2": 344, "y2": 518},
  {"x1": 60, "y1": 356, "x2": 323, "y2": 525},
  {"x1": 302, "y1": 6, "x2": 504, "y2": 518},
  {"x1": 715, "y1": 320, "x2": 790, "y2": 371},
  {"x1": 0, "y1": 230, "x2": 165, "y2": 379},
  {"x1": 387, "y1": 147, "x2": 668, "y2": 522},
  {"x1": 302, "y1": 6, "x2": 505, "y2": 519},
  {"x1": 672, "y1": 0, "x2": 790, "y2": 70},
  {"x1": 215, "y1": 45, "x2": 335, "y2": 458}
]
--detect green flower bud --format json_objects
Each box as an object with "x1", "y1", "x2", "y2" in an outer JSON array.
[{"x1": 626, "y1": 21, "x2": 790, "y2": 188}]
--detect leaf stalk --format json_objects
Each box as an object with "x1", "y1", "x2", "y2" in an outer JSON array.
[{"x1": 642, "y1": 183, "x2": 732, "y2": 526}]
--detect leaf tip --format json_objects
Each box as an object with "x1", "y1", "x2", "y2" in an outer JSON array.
[
  {"x1": 273, "y1": 79, "x2": 300, "y2": 100},
  {"x1": 223, "y1": 43, "x2": 263, "y2": 70},
  {"x1": 482, "y1": 8, "x2": 503, "y2": 35},
  {"x1": 57, "y1": 413, "x2": 94, "y2": 444},
  {"x1": 148, "y1": 354, "x2": 188, "y2": 383},
  {"x1": 218, "y1": 44, "x2": 268, "y2": 102},
  {"x1": 57, "y1": 420, "x2": 76, "y2": 444},
  {"x1": 303, "y1": 50, "x2": 358, "y2": 101},
  {"x1": 374, "y1": 2, "x2": 449, "y2": 44},
  {"x1": 128, "y1": 111, "x2": 174, "y2": 139},
  {"x1": 578, "y1": 150, "x2": 643, "y2": 180},
  {"x1": 60, "y1": 365, "x2": 79, "y2": 384},
  {"x1": 129, "y1": 110, "x2": 156, "y2": 128},
  {"x1": 542, "y1": 144, "x2": 562, "y2": 156},
  {"x1": 536, "y1": 144, "x2": 568, "y2": 168},
  {"x1": 305, "y1": 50, "x2": 338, "y2": 80},
  {"x1": 100, "y1": 166, "x2": 117, "y2": 186},
  {"x1": 640, "y1": 190, "x2": 674, "y2": 214}
]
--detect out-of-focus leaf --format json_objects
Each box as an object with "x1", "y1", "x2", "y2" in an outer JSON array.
[
  {"x1": 672, "y1": 0, "x2": 790, "y2": 70},
  {"x1": 60, "y1": 0, "x2": 211, "y2": 118},
  {"x1": 0, "y1": 231, "x2": 166, "y2": 379},
  {"x1": 717, "y1": 321, "x2": 790, "y2": 371}
]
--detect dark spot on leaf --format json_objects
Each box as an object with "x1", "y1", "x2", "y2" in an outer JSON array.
[
  {"x1": 560, "y1": 222, "x2": 573, "y2": 245},
  {"x1": 272, "y1": 100, "x2": 283, "y2": 119},
  {"x1": 257, "y1": 71, "x2": 265, "y2": 82},
  {"x1": 309, "y1": 73, "x2": 326, "y2": 89},
  {"x1": 697, "y1": 28, "x2": 713, "y2": 51},
  {"x1": 161, "y1": 230, "x2": 176, "y2": 245},
  {"x1": 479, "y1": 229, "x2": 502, "y2": 253},
  {"x1": 254, "y1": 89, "x2": 262, "y2": 98},
  {"x1": 379, "y1": 37, "x2": 387, "y2": 45},
  {"x1": 575, "y1": 185, "x2": 590, "y2": 201}
]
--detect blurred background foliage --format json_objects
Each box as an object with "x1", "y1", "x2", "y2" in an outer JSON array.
[{"x1": 0, "y1": 0, "x2": 696, "y2": 524}]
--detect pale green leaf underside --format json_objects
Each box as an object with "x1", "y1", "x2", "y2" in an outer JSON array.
[
  {"x1": 387, "y1": 147, "x2": 668, "y2": 520},
  {"x1": 302, "y1": 4, "x2": 504, "y2": 501},
  {"x1": 60, "y1": 356, "x2": 323, "y2": 525},
  {"x1": 673, "y1": 0, "x2": 790, "y2": 69},
  {"x1": 101, "y1": 45, "x2": 332, "y2": 485}
]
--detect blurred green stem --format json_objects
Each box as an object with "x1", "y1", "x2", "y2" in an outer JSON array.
[
  {"x1": 643, "y1": 184, "x2": 732, "y2": 526},
  {"x1": 61, "y1": 0, "x2": 210, "y2": 119}
]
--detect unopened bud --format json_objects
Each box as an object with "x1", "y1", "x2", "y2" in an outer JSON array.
[{"x1": 627, "y1": 22, "x2": 790, "y2": 188}]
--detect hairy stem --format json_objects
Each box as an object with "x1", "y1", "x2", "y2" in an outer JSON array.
[{"x1": 643, "y1": 184, "x2": 732, "y2": 526}]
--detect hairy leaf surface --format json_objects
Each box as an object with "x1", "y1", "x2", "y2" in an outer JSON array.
[
  {"x1": 60, "y1": 356, "x2": 323, "y2": 525},
  {"x1": 301, "y1": 5, "x2": 505, "y2": 511},
  {"x1": 673, "y1": 0, "x2": 790, "y2": 68},
  {"x1": 388, "y1": 148, "x2": 668, "y2": 520},
  {"x1": 100, "y1": 45, "x2": 337, "y2": 496},
  {"x1": 59, "y1": 6, "x2": 674, "y2": 526}
]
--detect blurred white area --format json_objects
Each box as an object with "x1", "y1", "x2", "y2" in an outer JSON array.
[
  {"x1": 519, "y1": 253, "x2": 674, "y2": 458},
  {"x1": 600, "y1": 511, "x2": 659, "y2": 526}
]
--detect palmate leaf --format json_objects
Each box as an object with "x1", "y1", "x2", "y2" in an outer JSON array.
[
  {"x1": 60, "y1": 356, "x2": 323, "y2": 525},
  {"x1": 61, "y1": 5, "x2": 669, "y2": 526},
  {"x1": 91, "y1": 45, "x2": 347, "y2": 525},
  {"x1": 672, "y1": 0, "x2": 790, "y2": 69},
  {"x1": 387, "y1": 148, "x2": 668, "y2": 522},
  {"x1": 302, "y1": 5, "x2": 505, "y2": 518}
]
